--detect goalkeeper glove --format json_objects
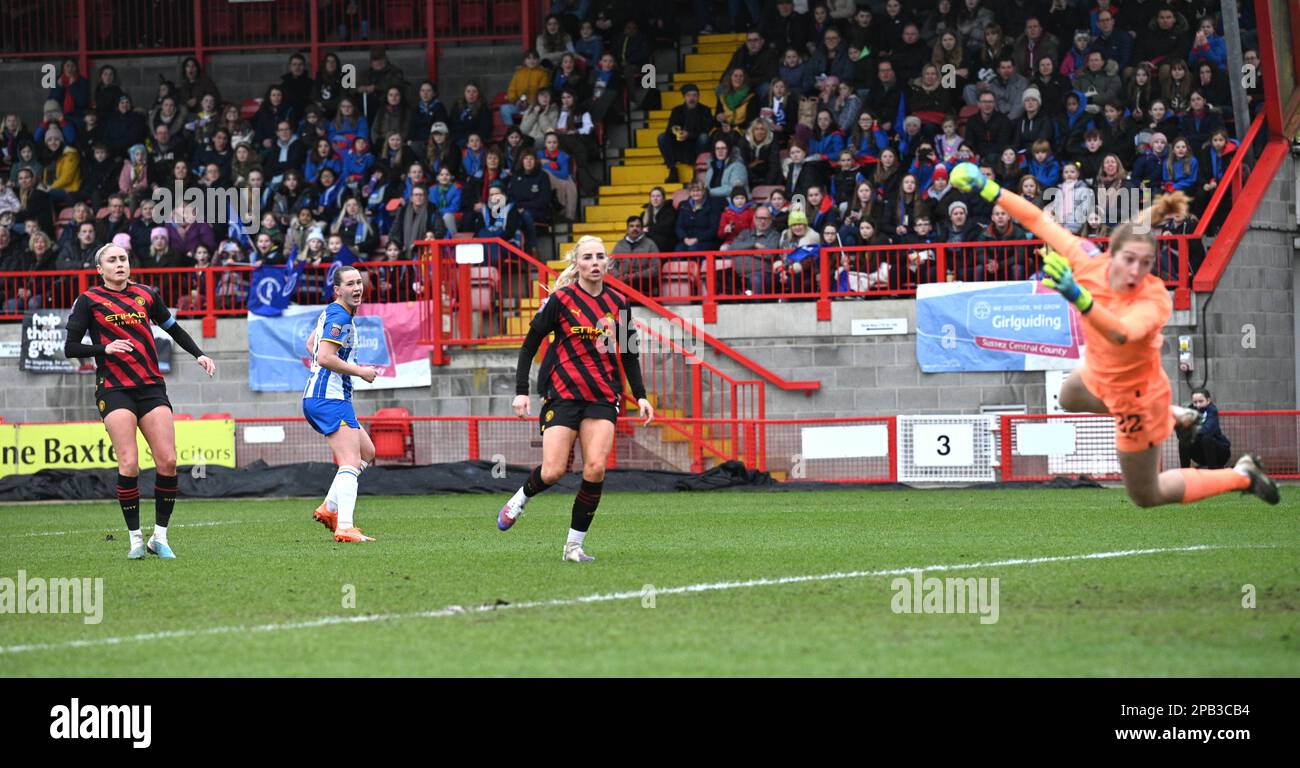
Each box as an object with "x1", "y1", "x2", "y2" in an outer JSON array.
[
  {"x1": 949, "y1": 162, "x2": 1002, "y2": 203},
  {"x1": 1042, "y1": 251, "x2": 1093, "y2": 313}
]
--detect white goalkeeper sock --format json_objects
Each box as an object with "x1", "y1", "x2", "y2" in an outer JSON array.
[
  {"x1": 335, "y1": 466, "x2": 359, "y2": 530},
  {"x1": 566, "y1": 528, "x2": 587, "y2": 547},
  {"x1": 152, "y1": 524, "x2": 168, "y2": 543},
  {"x1": 506, "y1": 487, "x2": 527, "y2": 519}
]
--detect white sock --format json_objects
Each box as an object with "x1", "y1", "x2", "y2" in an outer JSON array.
[
  {"x1": 129, "y1": 529, "x2": 144, "y2": 546},
  {"x1": 506, "y1": 487, "x2": 527, "y2": 519},
  {"x1": 327, "y1": 461, "x2": 368, "y2": 512},
  {"x1": 152, "y1": 525, "x2": 168, "y2": 543},
  {"x1": 566, "y1": 528, "x2": 586, "y2": 547},
  {"x1": 335, "y1": 466, "x2": 359, "y2": 530}
]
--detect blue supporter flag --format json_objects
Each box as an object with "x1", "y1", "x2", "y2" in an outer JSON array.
[{"x1": 247, "y1": 259, "x2": 306, "y2": 317}]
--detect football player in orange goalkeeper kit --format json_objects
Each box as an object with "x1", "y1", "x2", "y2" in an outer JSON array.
[{"x1": 949, "y1": 163, "x2": 1278, "y2": 507}]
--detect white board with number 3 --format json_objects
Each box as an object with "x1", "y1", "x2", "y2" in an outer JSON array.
[{"x1": 911, "y1": 423, "x2": 975, "y2": 466}]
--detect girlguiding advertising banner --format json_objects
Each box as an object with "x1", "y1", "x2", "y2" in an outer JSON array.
[{"x1": 916, "y1": 281, "x2": 1084, "y2": 372}]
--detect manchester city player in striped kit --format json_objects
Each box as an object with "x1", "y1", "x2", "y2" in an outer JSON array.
[{"x1": 303, "y1": 266, "x2": 379, "y2": 542}]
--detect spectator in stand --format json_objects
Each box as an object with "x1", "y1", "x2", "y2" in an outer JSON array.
[
  {"x1": 537, "y1": 131, "x2": 577, "y2": 221},
  {"x1": 262, "y1": 121, "x2": 307, "y2": 188},
  {"x1": 778, "y1": 47, "x2": 816, "y2": 98},
  {"x1": 963, "y1": 90, "x2": 1014, "y2": 162},
  {"x1": 609, "y1": 215, "x2": 660, "y2": 293},
  {"x1": 574, "y1": 20, "x2": 604, "y2": 65},
  {"x1": 717, "y1": 185, "x2": 755, "y2": 248},
  {"x1": 1052, "y1": 161, "x2": 1093, "y2": 234},
  {"x1": 1133, "y1": 5, "x2": 1193, "y2": 81},
  {"x1": 554, "y1": 89, "x2": 597, "y2": 192},
  {"x1": 723, "y1": 202, "x2": 781, "y2": 295},
  {"x1": 358, "y1": 47, "x2": 408, "y2": 117},
  {"x1": 507, "y1": 152, "x2": 552, "y2": 246},
  {"x1": 40, "y1": 130, "x2": 81, "y2": 210},
  {"x1": 177, "y1": 56, "x2": 220, "y2": 114},
  {"x1": 1162, "y1": 136, "x2": 1199, "y2": 194},
  {"x1": 96, "y1": 193, "x2": 132, "y2": 243},
  {"x1": 313, "y1": 53, "x2": 347, "y2": 119},
  {"x1": 502, "y1": 50, "x2": 552, "y2": 129},
  {"x1": 942, "y1": 200, "x2": 980, "y2": 280},
  {"x1": 47, "y1": 58, "x2": 91, "y2": 124},
  {"x1": 126, "y1": 198, "x2": 157, "y2": 259},
  {"x1": 280, "y1": 53, "x2": 315, "y2": 118},
  {"x1": 304, "y1": 137, "x2": 342, "y2": 184},
  {"x1": 219, "y1": 102, "x2": 254, "y2": 148},
  {"x1": 867, "y1": 59, "x2": 906, "y2": 133},
  {"x1": 1011, "y1": 17, "x2": 1060, "y2": 78},
  {"x1": 409, "y1": 81, "x2": 449, "y2": 144},
  {"x1": 428, "y1": 167, "x2": 462, "y2": 235},
  {"x1": 757, "y1": 78, "x2": 797, "y2": 145},
  {"x1": 167, "y1": 204, "x2": 216, "y2": 266},
  {"x1": 252, "y1": 85, "x2": 295, "y2": 150},
  {"x1": 537, "y1": 14, "x2": 577, "y2": 67},
  {"x1": 80, "y1": 142, "x2": 119, "y2": 209},
  {"x1": 299, "y1": 102, "x2": 329, "y2": 146},
  {"x1": 1177, "y1": 90, "x2": 1224, "y2": 155},
  {"x1": 1189, "y1": 17, "x2": 1227, "y2": 73},
  {"x1": 230, "y1": 141, "x2": 262, "y2": 188},
  {"x1": 1089, "y1": 7, "x2": 1133, "y2": 73},
  {"x1": 613, "y1": 18, "x2": 652, "y2": 110},
  {"x1": 331, "y1": 197, "x2": 379, "y2": 256},
  {"x1": 389, "y1": 184, "x2": 436, "y2": 257},
  {"x1": 659, "y1": 84, "x2": 714, "y2": 184},
  {"x1": 449, "y1": 82, "x2": 492, "y2": 149},
  {"x1": 724, "y1": 29, "x2": 779, "y2": 102},
  {"x1": 764, "y1": 0, "x2": 812, "y2": 58},
  {"x1": 93, "y1": 65, "x2": 124, "y2": 121},
  {"x1": 425, "y1": 122, "x2": 460, "y2": 179},
  {"x1": 549, "y1": 53, "x2": 586, "y2": 101},
  {"x1": 1025, "y1": 139, "x2": 1061, "y2": 189},
  {"x1": 675, "y1": 181, "x2": 720, "y2": 252},
  {"x1": 586, "y1": 52, "x2": 624, "y2": 125},
  {"x1": 327, "y1": 96, "x2": 368, "y2": 155},
  {"x1": 703, "y1": 138, "x2": 748, "y2": 200},
  {"x1": 975, "y1": 204, "x2": 1030, "y2": 281},
  {"x1": 370, "y1": 86, "x2": 412, "y2": 147},
  {"x1": 963, "y1": 56, "x2": 1028, "y2": 122},
  {"x1": 34, "y1": 100, "x2": 77, "y2": 148},
  {"x1": 641, "y1": 186, "x2": 678, "y2": 253},
  {"x1": 741, "y1": 118, "x2": 779, "y2": 186}
]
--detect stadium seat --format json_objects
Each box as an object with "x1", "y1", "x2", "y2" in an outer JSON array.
[
  {"x1": 206, "y1": 0, "x2": 237, "y2": 41},
  {"x1": 660, "y1": 260, "x2": 699, "y2": 298},
  {"x1": 173, "y1": 413, "x2": 194, "y2": 420},
  {"x1": 241, "y1": 4, "x2": 273, "y2": 37},
  {"x1": 459, "y1": 0, "x2": 488, "y2": 31},
  {"x1": 492, "y1": 0, "x2": 521, "y2": 28},
  {"x1": 240, "y1": 98, "x2": 263, "y2": 121},
  {"x1": 433, "y1": 0, "x2": 452, "y2": 33},
  {"x1": 385, "y1": 0, "x2": 415, "y2": 32},
  {"x1": 750, "y1": 185, "x2": 780, "y2": 202},
  {"x1": 468, "y1": 266, "x2": 499, "y2": 311},
  {"x1": 671, "y1": 188, "x2": 690, "y2": 208},
  {"x1": 200, "y1": 412, "x2": 232, "y2": 420},
  {"x1": 277, "y1": 0, "x2": 308, "y2": 37},
  {"x1": 370, "y1": 407, "x2": 415, "y2": 464}
]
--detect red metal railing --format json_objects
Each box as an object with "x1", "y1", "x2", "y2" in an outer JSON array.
[{"x1": 1, "y1": 0, "x2": 539, "y2": 82}]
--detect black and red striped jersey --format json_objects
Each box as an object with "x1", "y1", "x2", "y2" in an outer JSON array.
[
  {"x1": 66, "y1": 283, "x2": 171, "y2": 389},
  {"x1": 529, "y1": 283, "x2": 638, "y2": 405}
]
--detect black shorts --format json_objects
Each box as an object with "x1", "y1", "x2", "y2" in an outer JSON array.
[
  {"x1": 97, "y1": 384, "x2": 172, "y2": 420},
  {"x1": 539, "y1": 398, "x2": 618, "y2": 435}
]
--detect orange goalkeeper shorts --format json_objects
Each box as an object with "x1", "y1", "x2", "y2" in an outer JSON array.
[{"x1": 1087, "y1": 372, "x2": 1175, "y2": 453}]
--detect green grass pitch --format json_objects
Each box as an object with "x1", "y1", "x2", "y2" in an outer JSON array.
[{"x1": 0, "y1": 488, "x2": 1296, "y2": 677}]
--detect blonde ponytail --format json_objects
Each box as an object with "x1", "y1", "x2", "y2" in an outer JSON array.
[
  {"x1": 1109, "y1": 191, "x2": 1191, "y2": 253},
  {"x1": 553, "y1": 234, "x2": 603, "y2": 290}
]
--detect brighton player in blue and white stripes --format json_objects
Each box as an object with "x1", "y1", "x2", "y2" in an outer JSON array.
[{"x1": 303, "y1": 266, "x2": 378, "y2": 542}]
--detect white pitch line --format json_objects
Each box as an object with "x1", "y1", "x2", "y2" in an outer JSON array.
[
  {"x1": 20, "y1": 520, "x2": 242, "y2": 538},
  {"x1": 0, "y1": 544, "x2": 1255, "y2": 656}
]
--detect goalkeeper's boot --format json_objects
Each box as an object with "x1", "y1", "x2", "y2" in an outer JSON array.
[
  {"x1": 562, "y1": 542, "x2": 595, "y2": 562},
  {"x1": 335, "y1": 527, "x2": 375, "y2": 542},
  {"x1": 146, "y1": 536, "x2": 176, "y2": 559},
  {"x1": 498, "y1": 496, "x2": 526, "y2": 531},
  {"x1": 1234, "y1": 453, "x2": 1280, "y2": 505},
  {"x1": 313, "y1": 502, "x2": 338, "y2": 532},
  {"x1": 127, "y1": 539, "x2": 147, "y2": 560}
]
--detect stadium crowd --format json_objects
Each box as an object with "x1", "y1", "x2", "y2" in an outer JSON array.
[{"x1": 0, "y1": 0, "x2": 1265, "y2": 312}]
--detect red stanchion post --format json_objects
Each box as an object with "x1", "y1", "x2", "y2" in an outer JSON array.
[
  {"x1": 816, "y1": 246, "x2": 831, "y2": 321},
  {"x1": 703, "y1": 251, "x2": 717, "y2": 324},
  {"x1": 690, "y1": 362, "x2": 704, "y2": 473},
  {"x1": 202, "y1": 264, "x2": 217, "y2": 337},
  {"x1": 467, "y1": 418, "x2": 480, "y2": 461}
]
